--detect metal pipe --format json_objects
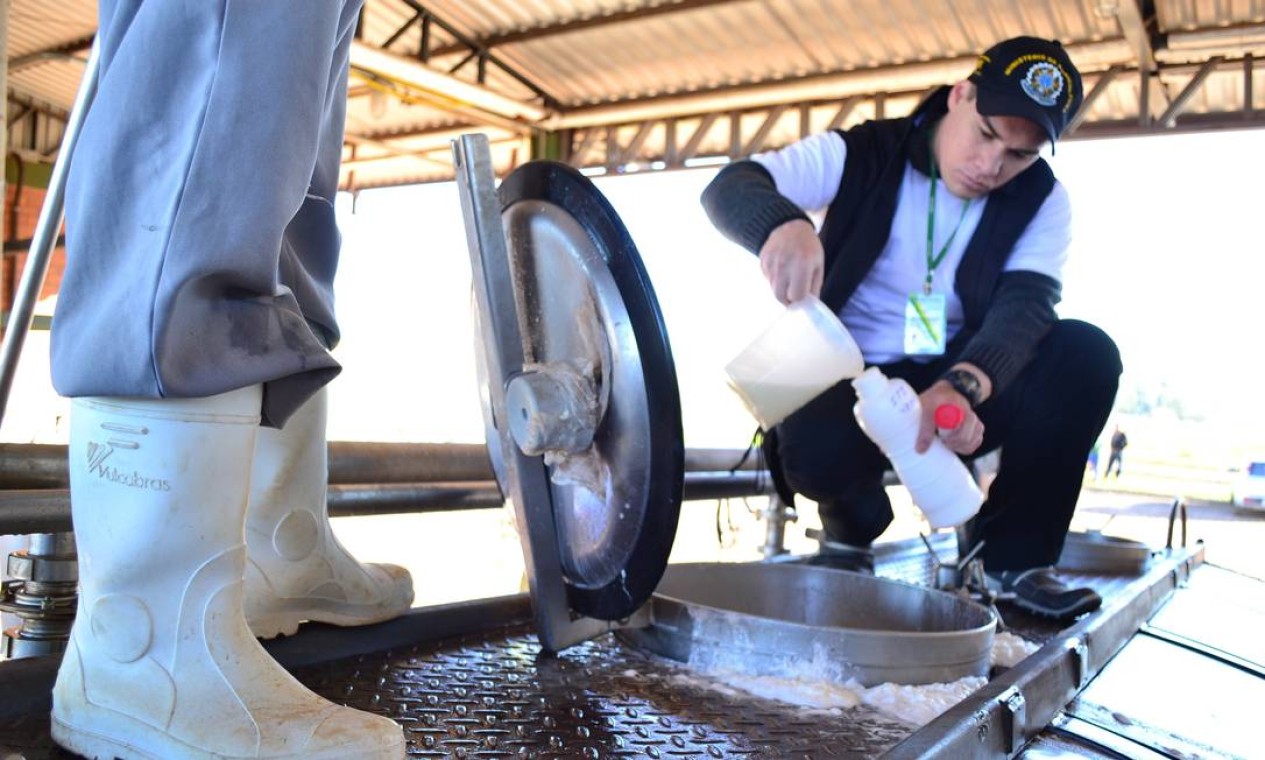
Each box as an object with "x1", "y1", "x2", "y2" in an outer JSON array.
[
  {"x1": 349, "y1": 41, "x2": 547, "y2": 124},
  {"x1": 0, "y1": 442, "x2": 762, "y2": 489},
  {"x1": 760, "y1": 493, "x2": 793, "y2": 560},
  {"x1": 0, "y1": 40, "x2": 99, "y2": 428},
  {"x1": 0, "y1": 471, "x2": 771, "y2": 535},
  {"x1": 1166, "y1": 22, "x2": 1265, "y2": 53}
]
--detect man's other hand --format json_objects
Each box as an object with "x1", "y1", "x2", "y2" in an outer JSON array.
[{"x1": 917, "y1": 382, "x2": 984, "y2": 455}]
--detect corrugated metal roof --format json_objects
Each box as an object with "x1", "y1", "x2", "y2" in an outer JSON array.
[
  {"x1": 1156, "y1": 0, "x2": 1265, "y2": 31},
  {"x1": 8, "y1": 0, "x2": 94, "y2": 120},
  {"x1": 7, "y1": 1, "x2": 1265, "y2": 188}
]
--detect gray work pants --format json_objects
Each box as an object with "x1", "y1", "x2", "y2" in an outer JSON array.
[{"x1": 52, "y1": 0, "x2": 363, "y2": 427}]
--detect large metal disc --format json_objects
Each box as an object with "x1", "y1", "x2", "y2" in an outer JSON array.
[{"x1": 498, "y1": 161, "x2": 683, "y2": 620}]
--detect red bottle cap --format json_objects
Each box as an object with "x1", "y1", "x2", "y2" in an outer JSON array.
[{"x1": 935, "y1": 404, "x2": 964, "y2": 430}]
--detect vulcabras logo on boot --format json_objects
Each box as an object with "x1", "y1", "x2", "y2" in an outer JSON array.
[{"x1": 86, "y1": 441, "x2": 172, "y2": 492}]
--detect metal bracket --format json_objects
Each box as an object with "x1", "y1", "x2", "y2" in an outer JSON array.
[
  {"x1": 1066, "y1": 636, "x2": 1091, "y2": 689},
  {"x1": 999, "y1": 686, "x2": 1028, "y2": 754},
  {"x1": 1165, "y1": 497, "x2": 1188, "y2": 550}
]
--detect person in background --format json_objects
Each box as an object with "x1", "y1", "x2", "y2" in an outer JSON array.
[
  {"x1": 702, "y1": 36, "x2": 1121, "y2": 622},
  {"x1": 47, "y1": 3, "x2": 409, "y2": 757},
  {"x1": 1106, "y1": 425, "x2": 1128, "y2": 477}
]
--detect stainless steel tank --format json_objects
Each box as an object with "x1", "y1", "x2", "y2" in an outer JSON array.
[{"x1": 619, "y1": 562, "x2": 996, "y2": 686}]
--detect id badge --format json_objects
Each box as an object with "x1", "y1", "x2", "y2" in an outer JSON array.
[{"x1": 905, "y1": 293, "x2": 947, "y2": 355}]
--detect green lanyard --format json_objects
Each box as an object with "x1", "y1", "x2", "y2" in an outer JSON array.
[{"x1": 925, "y1": 138, "x2": 972, "y2": 295}]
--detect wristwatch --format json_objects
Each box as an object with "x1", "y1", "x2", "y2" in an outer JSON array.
[{"x1": 941, "y1": 368, "x2": 984, "y2": 407}]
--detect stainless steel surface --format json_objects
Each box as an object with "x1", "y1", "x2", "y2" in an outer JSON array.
[
  {"x1": 459, "y1": 144, "x2": 683, "y2": 643},
  {"x1": 454, "y1": 134, "x2": 612, "y2": 652},
  {"x1": 1068, "y1": 633, "x2": 1263, "y2": 759},
  {"x1": 0, "y1": 40, "x2": 97, "y2": 427},
  {"x1": 1057, "y1": 530, "x2": 1153, "y2": 575},
  {"x1": 620, "y1": 562, "x2": 996, "y2": 687},
  {"x1": 1145, "y1": 563, "x2": 1265, "y2": 670},
  {"x1": 0, "y1": 543, "x2": 1236, "y2": 757},
  {"x1": 470, "y1": 302, "x2": 509, "y2": 496},
  {"x1": 883, "y1": 545, "x2": 1204, "y2": 759},
  {"x1": 501, "y1": 198, "x2": 648, "y2": 590},
  {"x1": 1027, "y1": 713, "x2": 1175, "y2": 760}
]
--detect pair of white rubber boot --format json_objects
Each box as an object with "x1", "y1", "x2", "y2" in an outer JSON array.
[{"x1": 50, "y1": 387, "x2": 413, "y2": 759}]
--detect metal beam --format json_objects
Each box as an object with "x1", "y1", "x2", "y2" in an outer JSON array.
[
  {"x1": 340, "y1": 135, "x2": 522, "y2": 171},
  {"x1": 382, "y1": 10, "x2": 422, "y2": 49},
  {"x1": 1158, "y1": 56, "x2": 1222, "y2": 127},
  {"x1": 543, "y1": 39, "x2": 1133, "y2": 130},
  {"x1": 614, "y1": 120, "x2": 655, "y2": 166},
  {"x1": 678, "y1": 112, "x2": 719, "y2": 161},
  {"x1": 825, "y1": 96, "x2": 860, "y2": 131},
  {"x1": 9, "y1": 35, "x2": 94, "y2": 72},
  {"x1": 393, "y1": 0, "x2": 558, "y2": 107},
  {"x1": 337, "y1": 55, "x2": 1265, "y2": 189},
  {"x1": 1069, "y1": 110, "x2": 1265, "y2": 139},
  {"x1": 1065, "y1": 65, "x2": 1122, "y2": 137},
  {"x1": 4, "y1": 92, "x2": 68, "y2": 123},
  {"x1": 347, "y1": 53, "x2": 541, "y2": 131},
  {"x1": 741, "y1": 104, "x2": 788, "y2": 155},
  {"x1": 428, "y1": 0, "x2": 745, "y2": 57},
  {"x1": 569, "y1": 127, "x2": 600, "y2": 166},
  {"x1": 1245, "y1": 55, "x2": 1255, "y2": 119},
  {"x1": 1115, "y1": 0, "x2": 1157, "y2": 73},
  {"x1": 343, "y1": 132, "x2": 452, "y2": 167}
]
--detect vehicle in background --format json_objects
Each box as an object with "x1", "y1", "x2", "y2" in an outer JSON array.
[{"x1": 1230, "y1": 459, "x2": 1265, "y2": 509}]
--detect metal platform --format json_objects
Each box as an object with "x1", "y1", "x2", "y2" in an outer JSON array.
[{"x1": 2, "y1": 540, "x2": 1255, "y2": 759}]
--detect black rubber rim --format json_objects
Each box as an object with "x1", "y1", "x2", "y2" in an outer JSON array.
[{"x1": 498, "y1": 161, "x2": 684, "y2": 620}]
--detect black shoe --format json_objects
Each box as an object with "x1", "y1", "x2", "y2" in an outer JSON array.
[
  {"x1": 987, "y1": 567, "x2": 1102, "y2": 621},
  {"x1": 800, "y1": 531, "x2": 875, "y2": 574}
]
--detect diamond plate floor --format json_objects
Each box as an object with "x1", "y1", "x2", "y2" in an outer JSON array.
[
  {"x1": 1, "y1": 624, "x2": 916, "y2": 759},
  {"x1": 0, "y1": 535, "x2": 1173, "y2": 759}
]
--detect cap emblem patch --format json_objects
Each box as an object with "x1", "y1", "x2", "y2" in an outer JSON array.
[{"x1": 1020, "y1": 61, "x2": 1064, "y2": 107}]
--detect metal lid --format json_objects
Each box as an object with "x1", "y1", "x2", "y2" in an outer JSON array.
[{"x1": 455, "y1": 136, "x2": 683, "y2": 648}]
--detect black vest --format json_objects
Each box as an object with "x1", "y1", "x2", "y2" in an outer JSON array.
[{"x1": 817, "y1": 87, "x2": 1056, "y2": 330}]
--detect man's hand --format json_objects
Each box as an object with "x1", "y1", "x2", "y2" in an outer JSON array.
[
  {"x1": 758, "y1": 219, "x2": 824, "y2": 304},
  {"x1": 916, "y1": 381, "x2": 984, "y2": 455}
]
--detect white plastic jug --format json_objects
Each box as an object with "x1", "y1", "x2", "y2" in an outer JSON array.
[
  {"x1": 852, "y1": 367, "x2": 983, "y2": 529},
  {"x1": 725, "y1": 296, "x2": 864, "y2": 429}
]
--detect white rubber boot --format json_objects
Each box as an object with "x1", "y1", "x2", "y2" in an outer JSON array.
[
  {"x1": 244, "y1": 387, "x2": 413, "y2": 639},
  {"x1": 51, "y1": 389, "x2": 405, "y2": 759}
]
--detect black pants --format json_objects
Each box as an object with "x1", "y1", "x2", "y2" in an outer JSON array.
[
  {"x1": 1105, "y1": 450, "x2": 1124, "y2": 477},
  {"x1": 774, "y1": 319, "x2": 1121, "y2": 572}
]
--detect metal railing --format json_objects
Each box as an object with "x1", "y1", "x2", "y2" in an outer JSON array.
[{"x1": 0, "y1": 441, "x2": 770, "y2": 535}]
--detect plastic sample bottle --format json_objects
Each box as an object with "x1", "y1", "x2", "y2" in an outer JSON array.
[{"x1": 852, "y1": 367, "x2": 983, "y2": 529}]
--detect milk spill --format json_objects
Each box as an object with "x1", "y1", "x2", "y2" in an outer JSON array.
[
  {"x1": 620, "y1": 630, "x2": 1039, "y2": 727},
  {"x1": 991, "y1": 631, "x2": 1040, "y2": 668}
]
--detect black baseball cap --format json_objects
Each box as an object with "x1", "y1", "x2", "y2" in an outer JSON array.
[{"x1": 968, "y1": 36, "x2": 1083, "y2": 148}]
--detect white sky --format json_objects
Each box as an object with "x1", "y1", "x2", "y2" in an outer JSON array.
[{"x1": 327, "y1": 127, "x2": 1265, "y2": 449}]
